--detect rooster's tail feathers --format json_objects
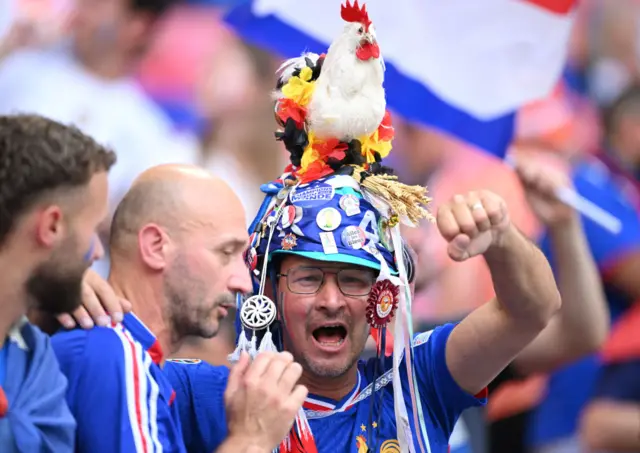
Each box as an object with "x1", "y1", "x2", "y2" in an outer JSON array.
[{"x1": 276, "y1": 52, "x2": 321, "y2": 85}]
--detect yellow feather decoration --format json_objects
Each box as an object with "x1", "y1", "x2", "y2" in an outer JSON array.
[{"x1": 281, "y1": 73, "x2": 315, "y2": 107}]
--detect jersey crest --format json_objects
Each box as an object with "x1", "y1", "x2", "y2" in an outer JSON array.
[
  {"x1": 355, "y1": 434, "x2": 400, "y2": 452},
  {"x1": 167, "y1": 358, "x2": 202, "y2": 365}
]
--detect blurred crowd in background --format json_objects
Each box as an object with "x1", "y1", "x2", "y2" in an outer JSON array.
[{"x1": 2, "y1": 0, "x2": 640, "y2": 452}]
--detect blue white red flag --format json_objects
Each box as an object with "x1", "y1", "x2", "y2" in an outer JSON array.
[{"x1": 225, "y1": 0, "x2": 578, "y2": 158}]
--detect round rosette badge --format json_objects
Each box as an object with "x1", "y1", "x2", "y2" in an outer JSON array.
[{"x1": 366, "y1": 279, "x2": 399, "y2": 328}]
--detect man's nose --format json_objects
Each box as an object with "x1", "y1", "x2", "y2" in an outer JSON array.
[
  {"x1": 316, "y1": 275, "x2": 345, "y2": 313},
  {"x1": 229, "y1": 254, "x2": 253, "y2": 295}
]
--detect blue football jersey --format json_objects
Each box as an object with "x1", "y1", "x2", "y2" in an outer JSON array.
[
  {"x1": 166, "y1": 323, "x2": 485, "y2": 453},
  {"x1": 52, "y1": 313, "x2": 186, "y2": 453}
]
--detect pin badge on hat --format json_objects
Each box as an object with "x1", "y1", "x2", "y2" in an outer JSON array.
[
  {"x1": 282, "y1": 233, "x2": 297, "y2": 250},
  {"x1": 244, "y1": 247, "x2": 258, "y2": 271},
  {"x1": 378, "y1": 217, "x2": 395, "y2": 252},
  {"x1": 276, "y1": 187, "x2": 289, "y2": 200},
  {"x1": 366, "y1": 280, "x2": 399, "y2": 328},
  {"x1": 339, "y1": 194, "x2": 361, "y2": 216},
  {"x1": 316, "y1": 207, "x2": 342, "y2": 232},
  {"x1": 341, "y1": 226, "x2": 367, "y2": 250},
  {"x1": 281, "y1": 205, "x2": 297, "y2": 229},
  {"x1": 290, "y1": 183, "x2": 334, "y2": 208}
]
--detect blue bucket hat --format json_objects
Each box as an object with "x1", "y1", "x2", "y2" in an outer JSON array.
[{"x1": 249, "y1": 174, "x2": 398, "y2": 276}]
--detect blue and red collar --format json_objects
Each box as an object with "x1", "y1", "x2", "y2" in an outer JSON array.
[
  {"x1": 120, "y1": 313, "x2": 164, "y2": 365},
  {"x1": 303, "y1": 370, "x2": 362, "y2": 413}
]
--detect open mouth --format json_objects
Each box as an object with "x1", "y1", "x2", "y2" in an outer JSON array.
[{"x1": 312, "y1": 324, "x2": 348, "y2": 347}]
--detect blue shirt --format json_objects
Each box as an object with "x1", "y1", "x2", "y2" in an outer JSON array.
[
  {"x1": 165, "y1": 323, "x2": 485, "y2": 453},
  {"x1": 52, "y1": 313, "x2": 186, "y2": 453},
  {"x1": 0, "y1": 341, "x2": 8, "y2": 387},
  {"x1": 528, "y1": 157, "x2": 640, "y2": 446},
  {"x1": 0, "y1": 319, "x2": 75, "y2": 453}
]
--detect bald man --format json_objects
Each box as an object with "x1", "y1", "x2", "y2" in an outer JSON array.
[{"x1": 50, "y1": 165, "x2": 308, "y2": 453}]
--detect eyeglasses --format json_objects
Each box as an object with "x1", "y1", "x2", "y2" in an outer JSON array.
[{"x1": 278, "y1": 266, "x2": 376, "y2": 296}]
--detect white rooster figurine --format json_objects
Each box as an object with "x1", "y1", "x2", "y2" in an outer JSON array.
[{"x1": 276, "y1": 0, "x2": 386, "y2": 142}]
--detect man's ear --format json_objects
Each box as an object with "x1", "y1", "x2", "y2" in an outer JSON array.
[
  {"x1": 138, "y1": 223, "x2": 170, "y2": 271},
  {"x1": 35, "y1": 205, "x2": 65, "y2": 249}
]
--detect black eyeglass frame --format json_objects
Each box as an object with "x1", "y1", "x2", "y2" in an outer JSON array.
[{"x1": 277, "y1": 266, "x2": 377, "y2": 297}]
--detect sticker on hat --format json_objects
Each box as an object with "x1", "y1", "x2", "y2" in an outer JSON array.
[
  {"x1": 342, "y1": 226, "x2": 367, "y2": 250},
  {"x1": 290, "y1": 183, "x2": 335, "y2": 208},
  {"x1": 364, "y1": 242, "x2": 383, "y2": 259},
  {"x1": 339, "y1": 194, "x2": 361, "y2": 217},
  {"x1": 281, "y1": 233, "x2": 297, "y2": 251},
  {"x1": 319, "y1": 232, "x2": 338, "y2": 254},
  {"x1": 316, "y1": 207, "x2": 342, "y2": 232}
]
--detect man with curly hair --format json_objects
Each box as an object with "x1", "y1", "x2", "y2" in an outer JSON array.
[{"x1": 0, "y1": 114, "x2": 114, "y2": 452}]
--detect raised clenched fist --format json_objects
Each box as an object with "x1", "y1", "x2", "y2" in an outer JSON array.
[
  {"x1": 436, "y1": 190, "x2": 511, "y2": 262},
  {"x1": 514, "y1": 157, "x2": 575, "y2": 227}
]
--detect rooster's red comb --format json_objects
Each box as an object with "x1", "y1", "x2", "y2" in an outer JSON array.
[{"x1": 341, "y1": 0, "x2": 372, "y2": 30}]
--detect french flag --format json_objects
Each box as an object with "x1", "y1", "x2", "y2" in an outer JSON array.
[{"x1": 224, "y1": 0, "x2": 578, "y2": 159}]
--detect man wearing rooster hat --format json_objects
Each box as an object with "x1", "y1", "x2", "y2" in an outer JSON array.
[{"x1": 163, "y1": 2, "x2": 561, "y2": 452}]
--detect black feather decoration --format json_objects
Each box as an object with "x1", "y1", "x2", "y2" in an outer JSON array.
[
  {"x1": 311, "y1": 56, "x2": 325, "y2": 80},
  {"x1": 344, "y1": 140, "x2": 366, "y2": 166},
  {"x1": 327, "y1": 158, "x2": 343, "y2": 171},
  {"x1": 369, "y1": 162, "x2": 395, "y2": 176},
  {"x1": 356, "y1": 170, "x2": 370, "y2": 183},
  {"x1": 296, "y1": 55, "x2": 325, "y2": 82},
  {"x1": 304, "y1": 57, "x2": 314, "y2": 69},
  {"x1": 335, "y1": 166, "x2": 355, "y2": 176},
  {"x1": 275, "y1": 118, "x2": 308, "y2": 167}
]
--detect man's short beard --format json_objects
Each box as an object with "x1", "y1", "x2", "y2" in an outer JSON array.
[
  {"x1": 298, "y1": 351, "x2": 359, "y2": 379},
  {"x1": 282, "y1": 327, "x2": 367, "y2": 380},
  {"x1": 26, "y1": 260, "x2": 86, "y2": 315},
  {"x1": 168, "y1": 289, "x2": 235, "y2": 341}
]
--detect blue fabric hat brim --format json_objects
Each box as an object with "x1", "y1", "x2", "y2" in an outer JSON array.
[{"x1": 270, "y1": 249, "x2": 382, "y2": 271}]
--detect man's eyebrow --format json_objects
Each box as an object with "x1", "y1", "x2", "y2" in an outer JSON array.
[{"x1": 218, "y1": 238, "x2": 248, "y2": 251}]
